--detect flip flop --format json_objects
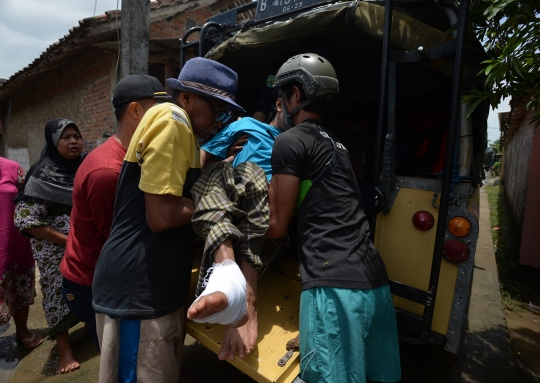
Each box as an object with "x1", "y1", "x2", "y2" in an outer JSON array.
[{"x1": 16, "y1": 333, "x2": 43, "y2": 349}]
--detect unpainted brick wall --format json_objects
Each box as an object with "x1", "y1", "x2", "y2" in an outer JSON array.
[
  {"x1": 5, "y1": 49, "x2": 116, "y2": 163},
  {"x1": 5, "y1": 4, "x2": 224, "y2": 164},
  {"x1": 149, "y1": 6, "x2": 214, "y2": 39}
]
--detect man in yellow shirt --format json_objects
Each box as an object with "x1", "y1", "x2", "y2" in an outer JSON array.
[{"x1": 92, "y1": 58, "x2": 245, "y2": 383}]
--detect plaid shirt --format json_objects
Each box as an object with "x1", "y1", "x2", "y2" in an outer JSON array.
[{"x1": 191, "y1": 161, "x2": 284, "y2": 296}]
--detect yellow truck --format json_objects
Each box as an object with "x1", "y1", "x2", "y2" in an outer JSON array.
[{"x1": 181, "y1": 0, "x2": 488, "y2": 381}]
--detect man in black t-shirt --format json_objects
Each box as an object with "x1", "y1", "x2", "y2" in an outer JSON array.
[{"x1": 265, "y1": 54, "x2": 401, "y2": 383}]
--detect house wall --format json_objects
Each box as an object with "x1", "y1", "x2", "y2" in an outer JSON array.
[
  {"x1": 5, "y1": 49, "x2": 116, "y2": 165},
  {"x1": 2, "y1": 5, "x2": 220, "y2": 167},
  {"x1": 502, "y1": 110, "x2": 535, "y2": 227},
  {"x1": 6, "y1": 147, "x2": 30, "y2": 173},
  {"x1": 519, "y1": 110, "x2": 540, "y2": 267},
  {"x1": 149, "y1": 6, "x2": 214, "y2": 38}
]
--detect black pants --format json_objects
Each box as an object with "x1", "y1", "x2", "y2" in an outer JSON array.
[{"x1": 61, "y1": 277, "x2": 100, "y2": 351}]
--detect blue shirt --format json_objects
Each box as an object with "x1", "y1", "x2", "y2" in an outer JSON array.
[{"x1": 201, "y1": 117, "x2": 281, "y2": 182}]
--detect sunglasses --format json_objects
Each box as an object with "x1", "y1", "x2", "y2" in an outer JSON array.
[{"x1": 200, "y1": 96, "x2": 233, "y2": 124}]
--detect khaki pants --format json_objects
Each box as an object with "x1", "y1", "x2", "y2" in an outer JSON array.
[{"x1": 96, "y1": 307, "x2": 184, "y2": 383}]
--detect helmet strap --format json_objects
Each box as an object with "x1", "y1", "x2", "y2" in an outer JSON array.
[
  {"x1": 280, "y1": 94, "x2": 294, "y2": 129},
  {"x1": 280, "y1": 93, "x2": 313, "y2": 129}
]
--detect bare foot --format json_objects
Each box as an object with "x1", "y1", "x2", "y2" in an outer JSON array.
[
  {"x1": 187, "y1": 291, "x2": 229, "y2": 321},
  {"x1": 57, "y1": 348, "x2": 80, "y2": 374},
  {"x1": 218, "y1": 302, "x2": 258, "y2": 361},
  {"x1": 56, "y1": 330, "x2": 80, "y2": 374}
]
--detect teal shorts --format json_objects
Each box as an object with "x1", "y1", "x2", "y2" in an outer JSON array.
[{"x1": 299, "y1": 285, "x2": 401, "y2": 383}]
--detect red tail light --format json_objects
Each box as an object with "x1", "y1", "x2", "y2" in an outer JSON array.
[
  {"x1": 412, "y1": 211, "x2": 435, "y2": 231},
  {"x1": 442, "y1": 240, "x2": 469, "y2": 264}
]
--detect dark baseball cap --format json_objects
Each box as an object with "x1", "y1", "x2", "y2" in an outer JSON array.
[{"x1": 112, "y1": 74, "x2": 168, "y2": 109}]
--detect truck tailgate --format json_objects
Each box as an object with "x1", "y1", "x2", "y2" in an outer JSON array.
[{"x1": 186, "y1": 257, "x2": 301, "y2": 383}]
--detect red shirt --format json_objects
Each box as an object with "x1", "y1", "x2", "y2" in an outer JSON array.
[{"x1": 61, "y1": 136, "x2": 126, "y2": 286}]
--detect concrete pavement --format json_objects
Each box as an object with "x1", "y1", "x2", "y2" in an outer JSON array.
[{"x1": 449, "y1": 184, "x2": 539, "y2": 383}]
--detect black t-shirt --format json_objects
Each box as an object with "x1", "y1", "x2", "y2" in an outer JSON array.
[
  {"x1": 92, "y1": 104, "x2": 201, "y2": 320},
  {"x1": 271, "y1": 120, "x2": 389, "y2": 290}
]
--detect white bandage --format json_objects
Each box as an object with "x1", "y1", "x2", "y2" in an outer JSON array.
[{"x1": 189, "y1": 259, "x2": 247, "y2": 326}]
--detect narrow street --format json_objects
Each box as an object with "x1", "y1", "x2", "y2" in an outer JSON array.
[{"x1": 0, "y1": 183, "x2": 538, "y2": 383}]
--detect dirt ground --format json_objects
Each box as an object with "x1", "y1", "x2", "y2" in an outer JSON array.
[{"x1": 505, "y1": 307, "x2": 540, "y2": 376}]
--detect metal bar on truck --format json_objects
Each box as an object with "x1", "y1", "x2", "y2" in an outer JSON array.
[
  {"x1": 370, "y1": 0, "x2": 394, "y2": 239},
  {"x1": 180, "y1": 27, "x2": 202, "y2": 68},
  {"x1": 199, "y1": 22, "x2": 221, "y2": 59},
  {"x1": 421, "y1": 0, "x2": 471, "y2": 342},
  {"x1": 389, "y1": 281, "x2": 428, "y2": 305}
]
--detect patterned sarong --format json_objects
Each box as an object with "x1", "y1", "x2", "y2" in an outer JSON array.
[{"x1": 191, "y1": 161, "x2": 284, "y2": 296}]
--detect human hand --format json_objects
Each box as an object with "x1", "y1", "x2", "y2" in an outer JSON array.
[{"x1": 225, "y1": 134, "x2": 249, "y2": 163}]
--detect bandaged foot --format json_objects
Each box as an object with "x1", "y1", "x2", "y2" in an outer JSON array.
[{"x1": 188, "y1": 259, "x2": 247, "y2": 326}]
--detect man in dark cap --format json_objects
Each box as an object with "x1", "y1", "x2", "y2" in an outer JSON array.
[
  {"x1": 92, "y1": 58, "x2": 245, "y2": 383},
  {"x1": 60, "y1": 74, "x2": 167, "y2": 355}
]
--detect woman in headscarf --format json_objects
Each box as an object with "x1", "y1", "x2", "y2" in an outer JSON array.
[
  {"x1": 0, "y1": 157, "x2": 42, "y2": 349},
  {"x1": 14, "y1": 118, "x2": 84, "y2": 374}
]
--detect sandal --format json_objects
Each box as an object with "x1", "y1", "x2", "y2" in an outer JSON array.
[{"x1": 16, "y1": 333, "x2": 43, "y2": 349}]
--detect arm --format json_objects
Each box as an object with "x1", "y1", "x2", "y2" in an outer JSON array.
[
  {"x1": 26, "y1": 226, "x2": 68, "y2": 246},
  {"x1": 136, "y1": 106, "x2": 198, "y2": 232},
  {"x1": 201, "y1": 134, "x2": 249, "y2": 169},
  {"x1": 200, "y1": 149, "x2": 222, "y2": 169},
  {"x1": 264, "y1": 174, "x2": 299, "y2": 239},
  {"x1": 224, "y1": 134, "x2": 249, "y2": 164},
  {"x1": 200, "y1": 149, "x2": 214, "y2": 169},
  {"x1": 144, "y1": 192, "x2": 195, "y2": 232},
  {"x1": 14, "y1": 200, "x2": 67, "y2": 245}
]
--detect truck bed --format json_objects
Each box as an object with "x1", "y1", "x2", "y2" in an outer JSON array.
[{"x1": 186, "y1": 256, "x2": 302, "y2": 383}]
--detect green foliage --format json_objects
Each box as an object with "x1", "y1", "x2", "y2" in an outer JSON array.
[
  {"x1": 491, "y1": 161, "x2": 501, "y2": 175},
  {"x1": 466, "y1": 0, "x2": 540, "y2": 121},
  {"x1": 491, "y1": 139, "x2": 501, "y2": 152}
]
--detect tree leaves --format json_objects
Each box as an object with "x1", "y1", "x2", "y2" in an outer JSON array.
[{"x1": 466, "y1": 0, "x2": 540, "y2": 123}]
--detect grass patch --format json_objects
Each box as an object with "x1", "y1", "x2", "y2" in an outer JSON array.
[{"x1": 485, "y1": 183, "x2": 540, "y2": 311}]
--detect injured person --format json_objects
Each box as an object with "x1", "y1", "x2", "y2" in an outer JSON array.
[{"x1": 187, "y1": 97, "x2": 287, "y2": 360}]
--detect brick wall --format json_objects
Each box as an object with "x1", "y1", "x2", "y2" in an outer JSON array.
[
  {"x1": 5, "y1": 48, "x2": 116, "y2": 164},
  {"x1": 4, "y1": 3, "x2": 229, "y2": 165},
  {"x1": 149, "y1": 6, "x2": 213, "y2": 39},
  {"x1": 82, "y1": 75, "x2": 116, "y2": 152}
]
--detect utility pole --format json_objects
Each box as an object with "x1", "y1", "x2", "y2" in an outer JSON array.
[{"x1": 120, "y1": 0, "x2": 150, "y2": 79}]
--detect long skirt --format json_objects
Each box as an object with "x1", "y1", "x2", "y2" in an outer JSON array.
[{"x1": 14, "y1": 201, "x2": 79, "y2": 339}]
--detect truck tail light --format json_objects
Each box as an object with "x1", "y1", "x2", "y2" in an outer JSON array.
[
  {"x1": 448, "y1": 216, "x2": 471, "y2": 237},
  {"x1": 443, "y1": 240, "x2": 469, "y2": 264},
  {"x1": 412, "y1": 211, "x2": 435, "y2": 231}
]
